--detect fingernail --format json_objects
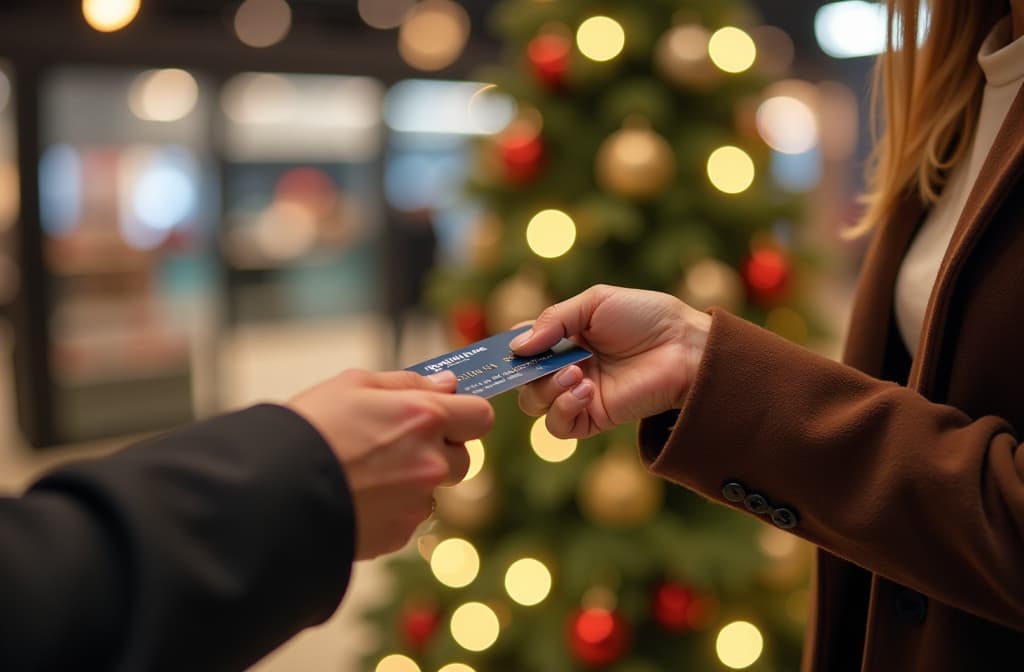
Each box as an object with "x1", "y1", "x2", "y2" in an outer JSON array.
[
  {"x1": 428, "y1": 371, "x2": 456, "y2": 384},
  {"x1": 556, "y1": 367, "x2": 578, "y2": 388},
  {"x1": 571, "y1": 380, "x2": 594, "y2": 400},
  {"x1": 509, "y1": 329, "x2": 533, "y2": 350}
]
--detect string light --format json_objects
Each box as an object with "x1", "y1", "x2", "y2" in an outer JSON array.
[
  {"x1": 358, "y1": 0, "x2": 416, "y2": 30},
  {"x1": 504, "y1": 558, "x2": 553, "y2": 606},
  {"x1": 450, "y1": 602, "x2": 500, "y2": 652},
  {"x1": 576, "y1": 16, "x2": 626, "y2": 62},
  {"x1": 715, "y1": 621, "x2": 764, "y2": 669},
  {"x1": 708, "y1": 27, "x2": 757, "y2": 73},
  {"x1": 234, "y1": 0, "x2": 292, "y2": 48},
  {"x1": 398, "y1": 0, "x2": 470, "y2": 71},
  {"x1": 526, "y1": 209, "x2": 576, "y2": 259},
  {"x1": 530, "y1": 416, "x2": 577, "y2": 462},
  {"x1": 463, "y1": 439, "x2": 485, "y2": 481},
  {"x1": 707, "y1": 146, "x2": 755, "y2": 194},
  {"x1": 430, "y1": 538, "x2": 480, "y2": 588},
  {"x1": 756, "y1": 96, "x2": 818, "y2": 154},
  {"x1": 128, "y1": 69, "x2": 199, "y2": 123},
  {"x1": 375, "y1": 654, "x2": 421, "y2": 672},
  {"x1": 82, "y1": 0, "x2": 140, "y2": 32}
]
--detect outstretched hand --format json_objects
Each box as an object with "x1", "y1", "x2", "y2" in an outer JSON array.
[{"x1": 511, "y1": 284, "x2": 710, "y2": 439}]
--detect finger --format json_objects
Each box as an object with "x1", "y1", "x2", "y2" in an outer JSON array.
[
  {"x1": 433, "y1": 394, "x2": 496, "y2": 442},
  {"x1": 518, "y1": 365, "x2": 583, "y2": 416},
  {"x1": 509, "y1": 285, "x2": 612, "y2": 355},
  {"x1": 544, "y1": 380, "x2": 595, "y2": 438},
  {"x1": 439, "y1": 441, "x2": 471, "y2": 485},
  {"x1": 366, "y1": 369, "x2": 458, "y2": 392}
]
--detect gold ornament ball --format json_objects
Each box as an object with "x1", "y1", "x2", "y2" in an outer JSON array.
[
  {"x1": 579, "y1": 448, "x2": 664, "y2": 527},
  {"x1": 679, "y1": 259, "x2": 745, "y2": 312},
  {"x1": 486, "y1": 272, "x2": 550, "y2": 333},
  {"x1": 468, "y1": 213, "x2": 503, "y2": 269},
  {"x1": 654, "y1": 24, "x2": 722, "y2": 89},
  {"x1": 434, "y1": 469, "x2": 498, "y2": 531},
  {"x1": 596, "y1": 124, "x2": 676, "y2": 200}
]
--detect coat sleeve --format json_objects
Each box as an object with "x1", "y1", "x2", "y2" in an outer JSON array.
[
  {"x1": 0, "y1": 403, "x2": 357, "y2": 672},
  {"x1": 639, "y1": 309, "x2": 1024, "y2": 631}
]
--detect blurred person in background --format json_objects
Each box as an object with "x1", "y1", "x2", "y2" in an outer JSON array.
[
  {"x1": 0, "y1": 368, "x2": 493, "y2": 671},
  {"x1": 512, "y1": 0, "x2": 1024, "y2": 669}
]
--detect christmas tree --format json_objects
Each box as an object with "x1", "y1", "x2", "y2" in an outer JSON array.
[{"x1": 363, "y1": 0, "x2": 826, "y2": 669}]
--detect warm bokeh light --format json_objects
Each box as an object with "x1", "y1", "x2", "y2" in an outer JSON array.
[
  {"x1": 438, "y1": 665, "x2": 476, "y2": 672},
  {"x1": 375, "y1": 654, "x2": 421, "y2": 672},
  {"x1": 504, "y1": 558, "x2": 553, "y2": 606},
  {"x1": 716, "y1": 621, "x2": 764, "y2": 669},
  {"x1": 530, "y1": 416, "x2": 577, "y2": 462},
  {"x1": 0, "y1": 162, "x2": 19, "y2": 232},
  {"x1": 707, "y1": 146, "x2": 755, "y2": 194},
  {"x1": 398, "y1": 0, "x2": 470, "y2": 71},
  {"x1": 526, "y1": 209, "x2": 576, "y2": 259},
  {"x1": 708, "y1": 26, "x2": 757, "y2": 73},
  {"x1": 759, "y1": 525, "x2": 800, "y2": 559},
  {"x1": 82, "y1": 0, "x2": 140, "y2": 32},
  {"x1": 756, "y1": 95, "x2": 818, "y2": 154},
  {"x1": 463, "y1": 439, "x2": 485, "y2": 481},
  {"x1": 234, "y1": 0, "x2": 292, "y2": 48},
  {"x1": 128, "y1": 69, "x2": 199, "y2": 123},
  {"x1": 576, "y1": 16, "x2": 626, "y2": 62},
  {"x1": 358, "y1": 0, "x2": 416, "y2": 29},
  {"x1": 751, "y1": 25, "x2": 795, "y2": 75},
  {"x1": 450, "y1": 602, "x2": 500, "y2": 652},
  {"x1": 0, "y1": 69, "x2": 10, "y2": 114},
  {"x1": 430, "y1": 538, "x2": 480, "y2": 588}
]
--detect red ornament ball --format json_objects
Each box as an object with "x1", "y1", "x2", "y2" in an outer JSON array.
[
  {"x1": 401, "y1": 602, "x2": 441, "y2": 650},
  {"x1": 652, "y1": 582, "x2": 695, "y2": 632},
  {"x1": 743, "y1": 247, "x2": 791, "y2": 304},
  {"x1": 451, "y1": 301, "x2": 487, "y2": 344},
  {"x1": 527, "y1": 33, "x2": 572, "y2": 89},
  {"x1": 499, "y1": 129, "x2": 544, "y2": 184},
  {"x1": 567, "y1": 607, "x2": 630, "y2": 667}
]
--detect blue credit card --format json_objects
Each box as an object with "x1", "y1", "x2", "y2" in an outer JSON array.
[{"x1": 405, "y1": 325, "x2": 593, "y2": 399}]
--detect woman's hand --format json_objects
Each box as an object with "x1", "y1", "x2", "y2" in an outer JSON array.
[{"x1": 512, "y1": 284, "x2": 711, "y2": 439}]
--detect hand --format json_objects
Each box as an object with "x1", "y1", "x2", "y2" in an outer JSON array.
[
  {"x1": 287, "y1": 369, "x2": 494, "y2": 560},
  {"x1": 511, "y1": 284, "x2": 711, "y2": 439}
]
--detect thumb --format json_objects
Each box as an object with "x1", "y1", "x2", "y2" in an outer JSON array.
[{"x1": 510, "y1": 285, "x2": 608, "y2": 355}]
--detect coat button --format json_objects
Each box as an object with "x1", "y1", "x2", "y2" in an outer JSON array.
[
  {"x1": 722, "y1": 481, "x2": 746, "y2": 503},
  {"x1": 770, "y1": 507, "x2": 798, "y2": 529},
  {"x1": 744, "y1": 493, "x2": 771, "y2": 514},
  {"x1": 895, "y1": 588, "x2": 928, "y2": 624}
]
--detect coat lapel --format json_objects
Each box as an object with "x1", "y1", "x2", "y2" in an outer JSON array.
[{"x1": 908, "y1": 83, "x2": 1024, "y2": 393}]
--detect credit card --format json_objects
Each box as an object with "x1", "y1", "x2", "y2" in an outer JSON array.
[{"x1": 405, "y1": 325, "x2": 592, "y2": 399}]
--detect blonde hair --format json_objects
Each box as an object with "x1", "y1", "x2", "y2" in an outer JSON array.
[{"x1": 851, "y1": 0, "x2": 1008, "y2": 237}]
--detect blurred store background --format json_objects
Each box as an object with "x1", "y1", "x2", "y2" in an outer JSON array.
[{"x1": 0, "y1": 1, "x2": 889, "y2": 670}]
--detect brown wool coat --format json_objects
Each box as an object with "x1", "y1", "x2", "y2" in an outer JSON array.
[{"x1": 638, "y1": 89, "x2": 1024, "y2": 669}]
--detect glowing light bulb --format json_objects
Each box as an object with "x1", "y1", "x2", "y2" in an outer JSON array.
[
  {"x1": 526, "y1": 209, "x2": 576, "y2": 259},
  {"x1": 707, "y1": 146, "x2": 755, "y2": 194},
  {"x1": 756, "y1": 95, "x2": 818, "y2": 154},
  {"x1": 430, "y1": 538, "x2": 480, "y2": 588},
  {"x1": 463, "y1": 439, "x2": 485, "y2": 481},
  {"x1": 505, "y1": 558, "x2": 553, "y2": 606},
  {"x1": 708, "y1": 26, "x2": 757, "y2": 73},
  {"x1": 450, "y1": 602, "x2": 500, "y2": 652},
  {"x1": 530, "y1": 416, "x2": 577, "y2": 462},
  {"x1": 129, "y1": 69, "x2": 199, "y2": 123},
  {"x1": 82, "y1": 0, "x2": 140, "y2": 32},
  {"x1": 576, "y1": 16, "x2": 626, "y2": 62},
  {"x1": 235, "y1": 0, "x2": 292, "y2": 48},
  {"x1": 375, "y1": 654, "x2": 421, "y2": 672},
  {"x1": 716, "y1": 621, "x2": 764, "y2": 669}
]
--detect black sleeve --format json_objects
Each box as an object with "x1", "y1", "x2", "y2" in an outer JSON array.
[{"x1": 0, "y1": 403, "x2": 357, "y2": 672}]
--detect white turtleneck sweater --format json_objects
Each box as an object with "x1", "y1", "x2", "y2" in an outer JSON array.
[{"x1": 894, "y1": 16, "x2": 1024, "y2": 356}]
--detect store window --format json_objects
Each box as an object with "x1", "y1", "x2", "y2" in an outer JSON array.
[
  {"x1": 38, "y1": 66, "x2": 217, "y2": 441},
  {"x1": 219, "y1": 72, "x2": 385, "y2": 324}
]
